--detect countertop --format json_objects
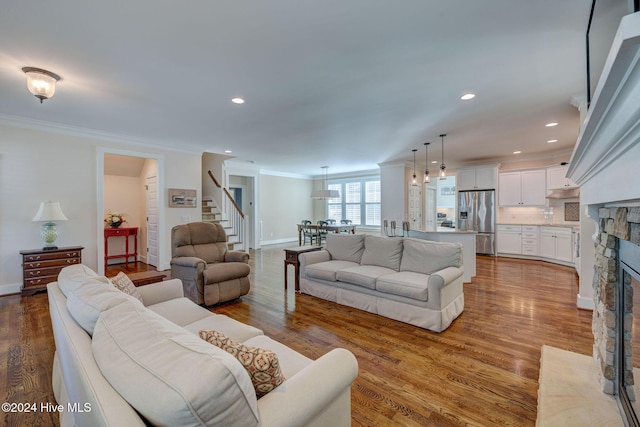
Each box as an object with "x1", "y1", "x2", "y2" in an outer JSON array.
[
  {"x1": 412, "y1": 227, "x2": 477, "y2": 234},
  {"x1": 497, "y1": 223, "x2": 580, "y2": 230}
]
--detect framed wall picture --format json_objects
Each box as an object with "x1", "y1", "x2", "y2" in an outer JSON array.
[{"x1": 168, "y1": 188, "x2": 197, "y2": 208}]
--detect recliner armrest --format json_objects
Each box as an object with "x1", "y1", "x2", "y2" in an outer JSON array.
[
  {"x1": 170, "y1": 256, "x2": 206, "y2": 269},
  {"x1": 224, "y1": 250, "x2": 249, "y2": 263}
]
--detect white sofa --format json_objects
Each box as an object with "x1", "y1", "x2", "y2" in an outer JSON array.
[
  {"x1": 48, "y1": 264, "x2": 358, "y2": 427},
  {"x1": 299, "y1": 234, "x2": 464, "y2": 332}
]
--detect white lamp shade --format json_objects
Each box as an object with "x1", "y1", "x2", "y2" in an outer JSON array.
[
  {"x1": 32, "y1": 201, "x2": 68, "y2": 222},
  {"x1": 24, "y1": 68, "x2": 60, "y2": 100},
  {"x1": 311, "y1": 189, "x2": 340, "y2": 199}
]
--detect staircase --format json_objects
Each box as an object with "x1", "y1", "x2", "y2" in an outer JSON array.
[
  {"x1": 201, "y1": 197, "x2": 242, "y2": 250},
  {"x1": 203, "y1": 170, "x2": 246, "y2": 251}
]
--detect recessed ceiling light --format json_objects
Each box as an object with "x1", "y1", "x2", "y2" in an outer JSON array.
[
  {"x1": 545, "y1": 122, "x2": 558, "y2": 127},
  {"x1": 460, "y1": 93, "x2": 475, "y2": 100},
  {"x1": 513, "y1": 151, "x2": 522, "y2": 154},
  {"x1": 231, "y1": 97, "x2": 245, "y2": 104},
  {"x1": 431, "y1": 160, "x2": 438, "y2": 164},
  {"x1": 547, "y1": 139, "x2": 558, "y2": 143},
  {"x1": 224, "y1": 150, "x2": 232, "y2": 153}
]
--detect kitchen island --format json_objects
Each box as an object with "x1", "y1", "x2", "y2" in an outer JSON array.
[{"x1": 408, "y1": 228, "x2": 477, "y2": 283}]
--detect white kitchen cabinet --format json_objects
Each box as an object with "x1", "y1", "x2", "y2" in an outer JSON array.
[
  {"x1": 547, "y1": 165, "x2": 577, "y2": 189},
  {"x1": 498, "y1": 169, "x2": 546, "y2": 206},
  {"x1": 521, "y1": 225, "x2": 539, "y2": 256},
  {"x1": 540, "y1": 227, "x2": 573, "y2": 263},
  {"x1": 457, "y1": 167, "x2": 497, "y2": 191},
  {"x1": 497, "y1": 225, "x2": 522, "y2": 254}
]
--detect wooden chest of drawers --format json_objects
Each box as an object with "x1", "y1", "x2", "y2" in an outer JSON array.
[{"x1": 20, "y1": 246, "x2": 84, "y2": 296}]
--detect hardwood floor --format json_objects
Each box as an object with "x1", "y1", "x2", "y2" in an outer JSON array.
[{"x1": 0, "y1": 249, "x2": 592, "y2": 426}]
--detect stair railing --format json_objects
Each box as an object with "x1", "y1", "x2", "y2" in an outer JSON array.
[{"x1": 207, "y1": 170, "x2": 246, "y2": 251}]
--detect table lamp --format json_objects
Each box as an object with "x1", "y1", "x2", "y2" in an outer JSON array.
[{"x1": 32, "y1": 201, "x2": 68, "y2": 250}]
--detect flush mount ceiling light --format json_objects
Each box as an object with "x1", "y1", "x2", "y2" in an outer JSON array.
[
  {"x1": 22, "y1": 67, "x2": 61, "y2": 103},
  {"x1": 547, "y1": 139, "x2": 558, "y2": 143},
  {"x1": 231, "y1": 97, "x2": 245, "y2": 104},
  {"x1": 460, "y1": 93, "x2": 475, "y2": 100},
  {"x1": 545, "y1": 122, "x2": 558, "y2": 127},
  {"x1": 513, "y1": 150, "x2": 522, "y2": 154},
  {"x1": 311, "y1": 166, "x2": 340, "y2": 199},
  {"x1": 439, "y1": 133, "x2": 447, "y2": 180},
  {"x1": 423, "y1": 142, "x2": 431, "y2": 183}
]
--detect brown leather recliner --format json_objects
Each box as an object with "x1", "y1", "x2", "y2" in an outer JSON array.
[{"x1": 170, "y1": 222, "x2": 250, "y2": 305}]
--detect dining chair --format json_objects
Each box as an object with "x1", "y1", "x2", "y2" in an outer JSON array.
[
  {"x1": 316, "y1": 220, "x2": 329, "y2": 245},
  {"x1": 325, "y1": 219, "x2": 336, "y2": 224},
  {"x1": 340, "y1": 219, "x2": 352, "y2": 233},
  {"x1": 301, "y1": 220, "x2": 317, "y2": 245}
]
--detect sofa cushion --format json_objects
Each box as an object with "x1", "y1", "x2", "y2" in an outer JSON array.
[
  {"x1": 360, "y1": 236, "x2": 403, "y2": 271},
  {"x1": 400, "y1": 238, "x2": 463, "y2": 275},
  {"x1": 183, "y1": 316, "x2": 264, "y2": 343},
  {"x1": 66, "y1": 279, "x2": 142, "y2": 335},
  {"x1": 242, "y1": 335, "x2": 312, "y2": 379},
  {"x1": 336, "y1": 265, "x2": 397, "y2": 290},
  {"x1": 376, "y1": 271, "x2": 431, "y2": 301},
  {"x1": 200, "y1": 330, "x2": 285, "y2": 398},
  {"x1": 109, "y1": 272, "x2": 144, "y2": 303},
  {"x1": 146, "y1": 297, "x2": 214, "y2": 326},
  {"x1": 58, "y1": 264, "x2": 109, "y2": 297},
  {"x1": 305, "y1": 260, "x2": 360, "y2": 282},
  {"x1": 325, "y1": 233, "x2": 365, "y2": 263},
  {"x1": 93, "y1": 301, "x2": 260, "y2": 427}
]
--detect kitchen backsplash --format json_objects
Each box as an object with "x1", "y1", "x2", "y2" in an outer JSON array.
[{"x1": 497, "y1": 199, "x2": 580, "y2": 225}]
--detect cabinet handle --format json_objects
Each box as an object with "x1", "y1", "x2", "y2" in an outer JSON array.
[
  {"x1": 31, "y1": 279, "x2": 41, "y2": 284},
  {"x1": 28, "y1": 255, "x2": 42, "y2": 261}
]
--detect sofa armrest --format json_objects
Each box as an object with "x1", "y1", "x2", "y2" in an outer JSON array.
[
  {"x1": 257, "y1": 348, "x2": 358, "y2": 427},
  {"x1": 137, "y1": 279, "x2": 184, "y2": 306},
  {"x1": 298, "y1": 250, "x2": 330, "y2": 278},
  {"x1": 170, "y1": 256, "x2": 206, "y2": 269},
  {"x1": 427, "y1": 266, "x2": 464, "y2": 309},
  {"x1": 429, "y1": 266, "x2": 464, "y2": 290},
  {"x1": 225, "y1": 250, "x2": 249, "y2": 263}
]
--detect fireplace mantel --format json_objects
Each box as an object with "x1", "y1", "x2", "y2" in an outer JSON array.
[{"x1": 568, "y1": 12, "x2": 640, "y2": 206}]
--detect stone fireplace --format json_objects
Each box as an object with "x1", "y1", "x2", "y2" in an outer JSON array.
[{"x1": 592, "y1": 206, "x2": 640, "y2": 398}]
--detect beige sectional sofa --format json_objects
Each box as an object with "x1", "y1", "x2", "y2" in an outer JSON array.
[
  {"x1": 299, "y1": 234, "x2": 465, "y2": 332},
  {"x1": 48, "y1": 264, "x2": 358, "y2": 427}
]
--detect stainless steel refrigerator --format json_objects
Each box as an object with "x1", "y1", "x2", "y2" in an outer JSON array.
[{"x1": 457, "y1": 190, "x2": 495, "y2": 255}]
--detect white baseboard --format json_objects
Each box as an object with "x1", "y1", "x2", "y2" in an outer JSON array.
[
  {"x1": 260, "y1": 237, "x2": 298, "y2": 246},
  {"x1": 577, "y1": 294, "x2": 595, "y2": 310},
  {"x1": 0, "y1": 282, "x2": 22, "y2": 296}
]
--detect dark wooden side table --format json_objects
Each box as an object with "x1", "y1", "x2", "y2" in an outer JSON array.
[
  {"x1": 126, "y1": 271, "x2": 167, "y2": 287},
  {"x1": 284, "y1": 246, "x2": 322, "y2": 291},
  {"x1": 20, "y1": 246, "x2": 84, "y2": 296}
]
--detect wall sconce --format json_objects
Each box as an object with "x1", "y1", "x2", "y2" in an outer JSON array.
[
  {"x1": 22, "y1": 67, "x2": 61, "y2": 103},
  {"x1": 32, "y1": 201, "x2": 68, "y2": 249}
]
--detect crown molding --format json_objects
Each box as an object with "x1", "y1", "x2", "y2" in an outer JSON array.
[{"x1": 0, "y1": 113, "x2": 202, "y2": 155}]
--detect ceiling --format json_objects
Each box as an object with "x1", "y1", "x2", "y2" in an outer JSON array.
[{"x1": 0, "y1": 0, "x2": 630, "y2": 176}]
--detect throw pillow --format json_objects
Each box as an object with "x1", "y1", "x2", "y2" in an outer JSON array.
[
  {"x1": 199, "y1": 330, "x2": 285, "y2": 397},
  {"x1": 110, "y1": 272, "x2": 144, "y2": 303}
]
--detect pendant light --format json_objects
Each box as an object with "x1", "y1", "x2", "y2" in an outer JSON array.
[
  {"x1": 411, "y1": 149, "x2": 418, "y2": 186},
  {"x1": 311, "y1": 166, "x2": 340, "y2": 199},
  {"x1": 439, "y1": 133, "x2": 447, "y2": 180},
  {"x1": 423, "y1": 142, "x2": 431, "y2": 183}
]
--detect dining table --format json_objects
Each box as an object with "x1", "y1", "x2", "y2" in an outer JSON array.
[{"x1": 297, "y1": 223, "x2": 356, "y2": 246}]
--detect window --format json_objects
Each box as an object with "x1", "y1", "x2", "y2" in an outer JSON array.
[{"x1": 327, "y1": 177, "x2": 380, "y2": 227}]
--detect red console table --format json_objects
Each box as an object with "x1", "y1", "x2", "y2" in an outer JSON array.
[{"x1": 104, "y1": 227, "x2": 138, "y2": 270}]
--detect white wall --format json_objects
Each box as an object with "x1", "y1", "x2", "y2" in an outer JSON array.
[
  {"x1": 0, "y1": 124, "x2": 201, "y2": 294},
  {"x1": 259, "y1": 173, "x2": 313, "y2": 245}
]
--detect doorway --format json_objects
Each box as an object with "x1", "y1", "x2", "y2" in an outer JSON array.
[{"x1": 97, "y1": 148, "x2": 165, "y2": 275}]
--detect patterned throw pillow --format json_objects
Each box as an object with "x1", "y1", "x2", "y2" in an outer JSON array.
[
  {"x1": 109, "y1": 272, "x2": 144, "y2": 303},
  {"x1": 199, "y1": 330, "x2": 285, "y2": 397}
]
